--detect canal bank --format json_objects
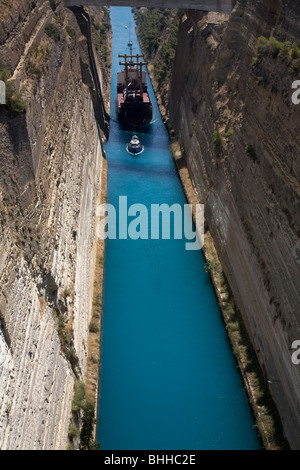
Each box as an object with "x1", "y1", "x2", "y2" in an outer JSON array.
[
  {"x1": 69, "y1": 5, "x2": 112, "y2": 449},
  {"x1": 95, "y1": 7, "x2": 262, "y2": 450},
  {"x1": 169, "y1": 142, "x2": 287, "y2": 450}
]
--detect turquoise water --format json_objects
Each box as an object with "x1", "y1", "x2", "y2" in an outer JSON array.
[{"x1": 96, "y1": 7, "x2": 261, "y2": 450}]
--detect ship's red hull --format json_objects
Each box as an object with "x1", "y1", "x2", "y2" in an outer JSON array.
[{"x1": 117, "y1": 92, "x2": 153, "y2": 127}]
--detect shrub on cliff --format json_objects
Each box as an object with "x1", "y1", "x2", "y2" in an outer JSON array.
[
  {"x1": 245, "y1": 144, "x2": 257, "y2": 162},
  {"x1": 26, "y1": 42, "x2": 51, "y2": 79},
  {"x1": 255, "y1": 36, "x2": 300, "y2": 76},
  {"x1": 288, "y1": 58, "x2": 300, "y2": 75},
  {"x1": 45, "y1": 23, "x2": 60, "y2": 42},
  {"x1": 290, "y1": 42, "x2": 300, "y2": 60},
  {"x1": 66, "y1": 25, "x2": 75, "y2": 39},
  {"x1": 0, "y1": 69, "x2": 28, "y2": 115},
  {"x1": 80, "y1": 401, "x2": 99, "y2": 450},
  {"x1": 68, "y1": 420, "x2": 79, "y2": 440},
  {"x1": 269, "y1": 37, "x2": 284, "y2": 59},
  {"x1": 213, "y1": 130, "x2": 225, "y2": 159},
  {"x1": 53, "y1": 14, "x2": 64, "y2": 26},
  {"x1": 256, "y1": 36, "x2": 269, "y2": 57},
  {"x1": 89, "y1": 321, "x2": 99, "y2": 333},
  {"x1": 72, "y1": 380, "x2": 86, "y2": 412}
]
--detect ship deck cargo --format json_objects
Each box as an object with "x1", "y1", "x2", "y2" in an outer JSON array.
[{"x1": 117, "y1": 54, "x2": 153, "y2": 127}]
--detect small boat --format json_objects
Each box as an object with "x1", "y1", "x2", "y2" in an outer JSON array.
[{"x1": 127, "y1": 135, "x2": 144, "y2": 155}]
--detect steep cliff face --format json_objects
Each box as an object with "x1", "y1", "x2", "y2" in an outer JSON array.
[
  {"x1": 168, "y1": 0, "x2": 300, "y2": 449},
  {"x1": 0, "y1": 0, "x2": 107, "y2": 449}
]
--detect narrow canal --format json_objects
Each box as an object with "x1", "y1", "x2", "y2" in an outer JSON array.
[{"x1": 96, "y1": 7, "x2": 261, "y2": 450}]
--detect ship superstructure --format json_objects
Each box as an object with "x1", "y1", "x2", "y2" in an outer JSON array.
[{"x1": 117, "y1": 54, "x2": 153, "y2": 127}]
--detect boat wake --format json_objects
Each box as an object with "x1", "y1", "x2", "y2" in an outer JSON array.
[
  {"x1": 126, "y1": 145, "x2": 144, "y2": 156},
  {"x1": 150, "y1": 117, "x2": 159, "y2": 124}
]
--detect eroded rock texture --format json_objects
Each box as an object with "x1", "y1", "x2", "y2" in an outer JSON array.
[
  {"x1": 0, "y1": 0, "x2": 107, "y2": 449},
  {"x1": 169, "y1": 0, "x2": 300, "y2": 449}
]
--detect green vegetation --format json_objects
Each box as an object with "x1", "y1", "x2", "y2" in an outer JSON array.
[
  {"x1": 213, "y1": 130, "x2": 225, "y2": 159},
  {"x1": 224, "y1": 128, "x2": 233, "y2": 139},
  {"x1": 245, "y1": 144, "x2": 258, "y2": 162},
  {"x1": 63, "y1": 287, "x2": 72, "y2": 298},
  {"x1": 54, "y1": 305, "x2": 79, "y2": 377},
  {"x1": 69, "y1": 380, "x2": 85, "y2": 449},
  {"x1": 256, "y1": 76, "x2": 265, "y2": 86},
  {"x1": 80, "y1": 401, "x2": 99, "y2": 450},
  {"x1": 68, "y1": 419, "x2": 79, "y2": 440},
  {"x1": 72, "y1": 380, "x2": 86, "y2": 412},
  {"x1": 136, "y1": 8, "x2": 171, "y2": 55},
  {"x1": 66, "y1": 25, "x2": 75, "y2": 39},
  {"x1": 203, "y1": 230, "x2": 289, "y2": 450},
  {"x1": 93, "y1": 293, "x2": 102, "y2": 318},
  {"x1": 93, "y1": 305, "x2": 101, "y2": 319},
  {"x1": 288, "y1": 58, "x2": 300, "y2": 76},
  {"x1": 204, "y1": 260, "x2": 218, "y2": 273},
  {"x1": 0, "y1": 69, "x2": 28, "y2": 115},
  {"x1": 134, "y1": 8, "x2": 181, "y2": 87},
  {"x1": 45, "y1": 23, "x2": 60, "y2": 42},
  {"x1": 223, "y1": 300, "x2": 289, "y2": 450},
  {"x1": 69, "y1": 383, "x2": 100, "y2": 450},
  {"x1": 53, "y1": 14, "x2": 64, "y2": 26},
  {"x1": 91, "y1": 10, "x2": 111, "y2": 68},
  {"x1": 256, "y1": 35, "x2": 268, "y2": 55},
  {"x1": 26, "y1": 42, "x2": 51, "y2": 79},
  {"x1": 89, "y1": 321, "x2": 99, "y2": 333},
  {"x1": 89, "y1": 354, "x2": 98, "y2": 364},
  {"x1": 254, "y1": 35, "x2": 300, "y2": 76}
]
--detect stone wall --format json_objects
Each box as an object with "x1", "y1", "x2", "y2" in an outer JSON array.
[
  {"x1": 168, "y1": 0, "x2": 300, "y2": 449},
  {"x1": 0, "y1": 0, "x2": 107, "y2": 449}
]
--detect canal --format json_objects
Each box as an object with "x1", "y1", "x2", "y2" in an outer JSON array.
[{"x1": 96, "y1": 6, "x2": 261, "y2": 450}]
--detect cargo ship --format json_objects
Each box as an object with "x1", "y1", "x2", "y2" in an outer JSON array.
[{"x1": 117, "y1": 54, "x2": 153, "y2": 127}]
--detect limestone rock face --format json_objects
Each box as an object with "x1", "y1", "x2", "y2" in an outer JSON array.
[
  {"x1": 169, "y1": 0, "x2": 300, "y2": 449},
  {"x1": 0, "y1": 0, "x2": 106, "y2": 449}
]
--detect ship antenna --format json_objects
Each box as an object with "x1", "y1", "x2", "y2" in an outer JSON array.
[{"x1": 128, "y1": 21, "x2": 133, "y2": 55}]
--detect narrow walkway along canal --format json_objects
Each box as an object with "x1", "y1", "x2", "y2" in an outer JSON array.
[{"x1": 96, "y1": 7, "x2": 261, "y2": 450}]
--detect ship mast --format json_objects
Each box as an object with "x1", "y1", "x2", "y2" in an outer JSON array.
[
  {"x1": 128, "y1": 22, "x2": 133, "y2": 55},
  {"x1": 119, "y1": 54, "x2": 147, "y2": 96}
]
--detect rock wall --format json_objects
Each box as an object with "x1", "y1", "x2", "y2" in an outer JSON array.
[
  {"x1": 168, "y1": 0, "x2": 300, "y2": 449},
  {"x1": 0, "y1": 0, "x2": 107, "y2": 449}
]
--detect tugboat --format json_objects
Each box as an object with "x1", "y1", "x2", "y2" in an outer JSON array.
[
  {"x1": 117, "y1": 54, "x2": 153, "y2": 127},
  {"x1": 127, "y1": 135, "x2": 144, "y2": 155}
]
